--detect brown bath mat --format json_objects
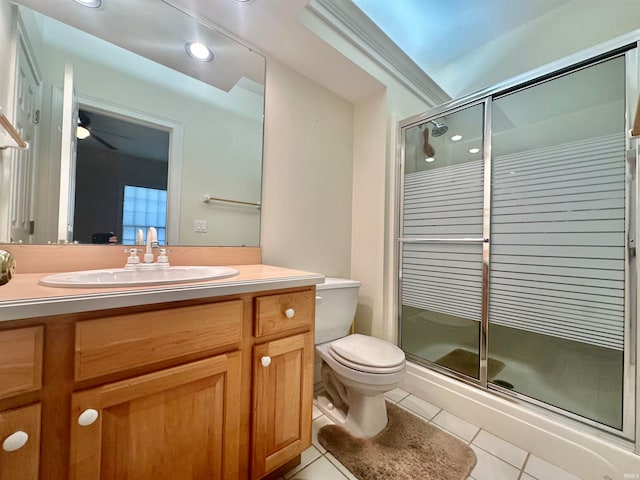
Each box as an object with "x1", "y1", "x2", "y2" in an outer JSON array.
[
  {"x1": 318, "y1": 402, "x2": 476, "y2": 480},
  {"x1": 435, "y1": 348, "x2": 505, "y2": 379}
]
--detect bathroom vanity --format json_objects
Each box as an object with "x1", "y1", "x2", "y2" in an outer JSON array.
[{"x1": 0, "y1": 263, "x2": 321, "y2": 480}]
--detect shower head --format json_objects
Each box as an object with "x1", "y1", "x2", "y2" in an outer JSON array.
[{"x1": 429, "y1": 121, "x2": 448, "y2": 137}]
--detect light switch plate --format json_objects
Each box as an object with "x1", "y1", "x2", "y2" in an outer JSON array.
[{"x1": 194, "y1": 220, "x2": 207, "y2": 233}]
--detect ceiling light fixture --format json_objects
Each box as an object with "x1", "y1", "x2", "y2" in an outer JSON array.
[
  {"x1": 185, "y1": 41, "x2": 214, "y2": 62},
  {"x1": 425, "y1": 156, "x2": 435, "y2": 163},
  {"x1": 76, "y1": 125, "x2": 91, "y2": 139},
  {"x1": 469, "y1": 148, "x2": 480, "y2": 154},
  {"x1": 73, "y1": 0, "x2": 102, "y2": 8},
  {"x1": 451, "y1": 134, "x2": 462, "y2": 141}
]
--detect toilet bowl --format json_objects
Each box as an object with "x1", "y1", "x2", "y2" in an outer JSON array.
[{"x1": 315, "y1": 278, "x2": 406, "y2": 437}]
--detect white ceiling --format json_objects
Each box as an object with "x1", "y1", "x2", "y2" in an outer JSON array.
[
  {"x1": 351, "y1": 0, "x2": 572, "y2": 70},
  {"x1": 15, "y1": 0, "x2": 640, "y2": 105},
  {"x1": 166, "y1": 0, "x2": 640, "y2": 101}
]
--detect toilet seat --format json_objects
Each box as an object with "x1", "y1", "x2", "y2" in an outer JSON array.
[
  {"x1": 329, "y1": 349, "x2": 405, "y2": 374},
  {"x1": 316, "y1": 342, "x2": 406, "y2": 386},
  {"x1": 328, "y1": 334, "x2": 405, "y2": 374}
]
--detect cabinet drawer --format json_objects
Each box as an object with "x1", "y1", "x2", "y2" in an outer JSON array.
[
  {"x1": 0, "y1": 403, "x2": 41, "y2": 480},
  {"x1": 0, "y1": 327, "x2": 43, "y2": 400},
  {"x1": 75, "y1": 300, "x2": 243, "y2": 381},
  {"x1": 255, "y1": 291, "x2": 314, "y2": 338}
]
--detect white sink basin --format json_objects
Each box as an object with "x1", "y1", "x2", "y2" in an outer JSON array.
[{"x1": 39, "y1": 266, "x2": 239, "y2": 288}]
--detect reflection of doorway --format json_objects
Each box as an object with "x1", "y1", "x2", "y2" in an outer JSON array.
[
  {"x1": 72, "y1": 108, "x2": 169, "y2": 244},
  {"x1": 2, "y1": 21, "x2": 42, "y2": 243}
]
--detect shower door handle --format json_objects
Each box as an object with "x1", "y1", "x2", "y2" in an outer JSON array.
[
  {"x1": 398, "y1": 237, "x2": 486, "y2": 244},
  {"x1": 630, "y1": 93, "x2": 640, "y2": 138}
]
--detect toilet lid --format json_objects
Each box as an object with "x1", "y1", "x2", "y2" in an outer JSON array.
[{"x1": 329, "y1": 334, "x2": 405, "y2": 372}]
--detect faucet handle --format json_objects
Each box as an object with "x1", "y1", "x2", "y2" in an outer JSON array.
[
  {"x1": 123, "y1": 248, "x2": 141, "y2": 268},
  {"x1": 157, "y1": 248, "x2": 170, "y2": 267}
]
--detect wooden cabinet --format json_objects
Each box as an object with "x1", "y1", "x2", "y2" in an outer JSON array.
[
  {"x1": 74, "y1": 300, "x2": 243, "y2": 381},
  {"x1": 0, "y1": 326, "x2": 44, "y2": 480},
  {"x1": 0, "y1": 403, "x2": 41, "y2": 480},
  {"x1": 254, "y1": 291, "x2": 314, "y2": 338},
  {"x1": 69, "y1": 353, "x2": 241, "y2": 480},
  {"x1": 0, "y1": 326, "x2": 43, "y2": 400},
  {"x1": 0, "y1": 284, "x2": 316, "y2": 480},
  {"x1": 252, "y1": 290, "x2": 315, "y2": 479},
  {"x1": 252, "y1": 333, "x2": 314, "y2": 479}
]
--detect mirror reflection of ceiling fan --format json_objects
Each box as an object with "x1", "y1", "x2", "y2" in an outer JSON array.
[{"x1": 76, "y1": 109, "x2": 129, "y2": 150}]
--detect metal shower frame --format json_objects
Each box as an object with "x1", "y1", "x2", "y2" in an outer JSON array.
[{"x1": 396, "y1": 32, "x2": 640, "y2": 446}]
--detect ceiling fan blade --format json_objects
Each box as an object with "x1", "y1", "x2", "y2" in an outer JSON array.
[
  {"x1": 96, "y1": 130, "x2": 131, "y2": 140},
  {"x1": 91, "y1": 133, "x2": 117, "y2": 150}
]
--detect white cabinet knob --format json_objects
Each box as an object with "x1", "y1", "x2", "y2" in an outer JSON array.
[
  {"x1": 285, "y1": 308, "x2": 295, "y2": 319},
  {"x1": 78, "y1": 409, "x2": 99, "y2": 426},
  {"x1": 261, "y1": 356, "x2": 271, "y2": 367},
  {"x1": 2, "y1": 431, "x2": 28, "y2": 452}
]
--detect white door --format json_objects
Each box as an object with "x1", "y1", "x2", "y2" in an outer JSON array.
[
  {"x1": 6, "y1": 31, "x2": 42, "y2": 243},
  {"x1": 58, "y1": 62, "x2": 78, "y2": 243}
]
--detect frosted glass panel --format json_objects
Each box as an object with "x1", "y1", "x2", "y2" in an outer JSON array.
[
  {"x1": 401, "y1": 104, "x2": 485, "y2": 379},
  {"x1": 489, "y1": 56, "x2": 626, "y2": 429}
]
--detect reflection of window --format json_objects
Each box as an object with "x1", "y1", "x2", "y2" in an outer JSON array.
[{"x1": 122, "y1": 185, "x2": 166, "y2": 245}]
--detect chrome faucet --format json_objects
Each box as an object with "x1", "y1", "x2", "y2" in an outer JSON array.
[{"x1": 0, "y1": 249, "x2": 16, "y2": 285}]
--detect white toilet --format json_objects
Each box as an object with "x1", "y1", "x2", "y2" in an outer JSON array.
[{"x1": 315, "y1": 277, "x2": 406, "y2": 437}]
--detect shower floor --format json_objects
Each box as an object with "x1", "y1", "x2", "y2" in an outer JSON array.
[{"x1": 401, "y1": 306, "x2": 624, "y2": 430}]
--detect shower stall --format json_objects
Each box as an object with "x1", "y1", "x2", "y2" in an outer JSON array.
[{"x1": 398, "y1": 36, "x2": 638, "y2": 440}]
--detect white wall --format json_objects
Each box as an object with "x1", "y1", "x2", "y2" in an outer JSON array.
[
  {"x1": 0, "y1": 1, "x2": 12, "y2": 107},
  {"x1": 0, "y1": 1, "x2": 14, "y2": 241},
  {"x1": 433, "y1": 0, "x2": 640, "y2": 98},
  {"x1": 260, "y1": 58, "x2": 354, "y2": 277},
  {"x1": 298, "y1": 9, "x2": 437, "y2": 342}
]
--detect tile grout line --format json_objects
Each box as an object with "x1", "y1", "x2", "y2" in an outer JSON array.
[{"x1": 520, "y1": 452, "x2": 533, "y2": 479}]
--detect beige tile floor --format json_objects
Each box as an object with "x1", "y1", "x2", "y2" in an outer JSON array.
[{"x1": 277, "y1": 388, "x2": 583, "y2": 480}]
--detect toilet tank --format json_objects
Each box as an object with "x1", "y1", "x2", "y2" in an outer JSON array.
[{"x1": 315, "y1": 277, "x2": 361, "y2": 345}]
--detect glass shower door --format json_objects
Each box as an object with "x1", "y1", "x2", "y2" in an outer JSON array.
[
  {"x1": 400, "y1": 103, "x2": 487, "y2": 380},
  {"x1": 489, "y1": 56, "x2": 629, "y2": 432}
]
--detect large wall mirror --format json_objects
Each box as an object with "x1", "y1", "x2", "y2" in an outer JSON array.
[{"x1": 0, "y1": 0, "x2": 265, "y2": 246}]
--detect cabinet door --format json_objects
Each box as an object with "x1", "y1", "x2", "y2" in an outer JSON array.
[
  {"x1": 252, "y1": 332, "x2": 313, "y2": 479},
  {"x1": 0, "y1": 403, "x2": 41, "y2": 480},
  {"x1": 69, "y1": 353, "x2": 241, "y2": 480}
]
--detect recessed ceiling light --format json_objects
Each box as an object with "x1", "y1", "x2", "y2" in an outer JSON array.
[
  {"x1": 425, "y1": 156, "x2": 435, "y2": 163},
  {"x1": 234, "y1": 0, "x2": 255, "y2": 3},
  {"x1": 469, "y1": 148, "x2": 480, "y2": 154},
  {"x1": 73, "y1": 0, "x2": 102, "y2": 8},
  {"x1": 451, "y1": 134, "x2": 462, "y2": 142},
  {"x1": 185, "y1": 42, "x2": 214, "y2": 62}
]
